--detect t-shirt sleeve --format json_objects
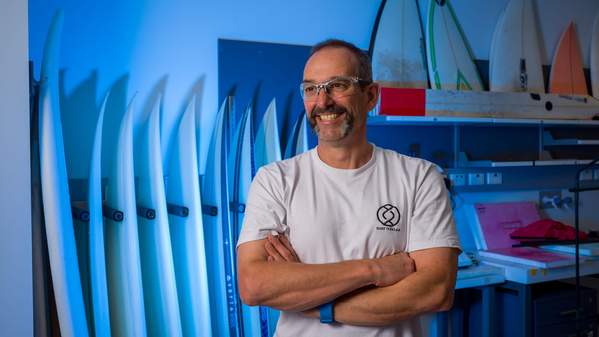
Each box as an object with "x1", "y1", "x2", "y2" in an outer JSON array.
[
  {"x1": 237, "y1": 166, "x2": 288, "y2": 247},
  {"x1": 407, "y1": 164, "x2": 461, "y2": 253}
]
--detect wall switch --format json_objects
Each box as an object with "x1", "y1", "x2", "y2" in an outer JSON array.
[
  {"x1": 486, "y1": 172, "x2": 502, "y2": 185},
  {"x1": 468, "y1": 173, "x2": 485, "y2": 185},
  {"x1": 449, "y1": 173, "x2": 466, "y2": 187},
  {"x1": 580, "y1": 169, "x2": 594, "y2": 181}
]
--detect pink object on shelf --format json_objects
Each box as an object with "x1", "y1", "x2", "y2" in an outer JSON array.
[{"x1": 474, "y1": 201, "x2": 541, "y2": 249}]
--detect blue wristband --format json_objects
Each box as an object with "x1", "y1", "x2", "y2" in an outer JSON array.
[{"x1": 319, "y1": 301, "x2": 335, "y2": 324}]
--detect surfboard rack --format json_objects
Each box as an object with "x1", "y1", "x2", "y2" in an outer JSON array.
[
  {"x1": 71, "y1": 206, "x2": 90, "y2": 222},
  {"x1": 202, "y1": 205, "x2": 218, "y2": 216},
  {"x1": 229, "y1": 202, "x2": 246, "y2": 214},
  {"x1": 137, "y1": 205, "x2": 156, "y2": 220},
  {"x1": 102, "y1": 204, "x2": 124, "y2": 222},
  {"x1": 166, "y1": 203, "x2": 189, "y2": 217}
]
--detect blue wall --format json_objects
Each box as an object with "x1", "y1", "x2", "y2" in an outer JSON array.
[{"x1": 27, "y1": 0, "x2": 599, "y2": 180}]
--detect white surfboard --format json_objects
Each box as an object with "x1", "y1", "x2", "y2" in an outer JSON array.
[
  {"x1": 86, "y1": 93, "x2": 111, "y2": 337},
  {"x1": 135, "y1": 96, "x2": 183, "y2": 337},
  {"x1": 371, "y1": 0, "x2": 428, "y2": 88},
  {"x1": 254, "y1": 98, "x2": 283, "y2": 336},
  {"x1": 489, "y1": 0, "x2": 545, "y2": 93},
  {"x1": 228, "y1": 104, "x2": 263, "y2": 337},
  {"x1": 202, "y1": 97, "x2": 241, "y2": 337},
  {"x1": 284, "y1": 112, "x2": 309, "y2": 159},
  {"x1": 104, "y1": 96, "x2": 147, "y2": 337},
  {"x1": 255, "y1": 98, "x2": 282, "y2": 168},
  {"x1": 426, "y1": 0, "x2": 483, "y2": 91},
  {"x1": 590, "y1": 10, "x2": 599, "y2": 98},
  {"x1": 166, "y1": 97, "x2": 212, "y2": 337},
  {"x1": 38, "y1": 10, "x2": 90, "y2": 337}
]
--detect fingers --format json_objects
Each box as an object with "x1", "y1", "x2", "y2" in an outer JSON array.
[
  {"x1": 279, "y1": 235, "x2": 300, "y2": 261},
  {"x1": 265, "y1": 234, "x2": 299, "y2": 262},
  {"x1": 264, "y1": 239, "x2": 285, "y2": 262}
]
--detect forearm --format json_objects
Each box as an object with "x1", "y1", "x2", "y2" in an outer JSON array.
[
  {"x1": 239, "y1": 258, "x2": 376, "y2": 312},
  {"x1": 315, "y1": 248, "x2": 459, "y2": 326},
  {"x1": 332, "y1": 269, "x2": 455, "y2": 326}
]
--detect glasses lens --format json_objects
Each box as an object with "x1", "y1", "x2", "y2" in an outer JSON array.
[
  {"x1": 300, "y1": 83, "x2": 317, "y2": 99},
  {"x1": 327, "y1": 79, "x2": 352, "y2": 97}
]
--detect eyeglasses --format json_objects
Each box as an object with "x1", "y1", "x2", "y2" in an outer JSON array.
[{"x1": 299, "y1": 76, "x2": 371, "y2": 101}]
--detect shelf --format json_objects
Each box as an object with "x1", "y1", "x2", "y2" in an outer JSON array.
[
  {"x1": 458, "y1": 152, "x2": 533, "y2": 168},
  {"x1": 369, "y1": 115, "x2": 599, "y2": 126},
  {"x1": 569, "y1": 183, "x2": 599, "y2": 192},
  {"x1": 543, "y1": 131, "x2": 599, "y2": 146}
]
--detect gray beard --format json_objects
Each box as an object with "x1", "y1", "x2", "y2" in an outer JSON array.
[{"x1": 311, "y1": 112, "x2": 355, "y2": 140}]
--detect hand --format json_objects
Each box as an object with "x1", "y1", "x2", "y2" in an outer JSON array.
[
  {"x1": 265, "y1": 234, "x2": 301, "y2": 263},
  {"x1": 371, "y1": 252, "x2": 415, "y2": 287}
]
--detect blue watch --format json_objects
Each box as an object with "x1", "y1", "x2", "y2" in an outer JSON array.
[{"x1": 319, "y1": 301, "x2": 335, "y2": 324}]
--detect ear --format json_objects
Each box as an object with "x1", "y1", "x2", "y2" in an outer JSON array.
[{"x1": 366, "y1": 82, "x2": 380, "y2": 111}]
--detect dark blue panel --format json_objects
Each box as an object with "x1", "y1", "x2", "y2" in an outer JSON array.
[
  {"x1": 367, "y1": 125, "x2": 454, "y2": 167},
  {"x1": 218, "y1": 39, "x2": 314, "y2": 151}
]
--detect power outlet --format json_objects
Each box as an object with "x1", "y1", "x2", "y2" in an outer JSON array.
[
  {"x1": 468, "y1": 173, "x2": 485, "y2": 185},
  {"x1": 539, "y1": 190, "x2": 562, "y2": 209},
  {"x1": 486, "y1": 172, "x2": 502, "y2": 185},
  {"x1": 449, "y1": 173, "x2": 466, "y2": 187}
]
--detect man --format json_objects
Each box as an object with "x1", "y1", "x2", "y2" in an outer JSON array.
[{"x1": 237, "y1": 39, "x2": 461, "y2": 337}]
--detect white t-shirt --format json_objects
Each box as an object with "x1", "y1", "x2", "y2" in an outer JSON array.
[{"x1": 237, "y1": 145, "x2": 461, "y2": 337}]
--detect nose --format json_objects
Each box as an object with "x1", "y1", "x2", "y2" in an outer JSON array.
[{"x1": 314, "y1": 86, "x2": 334, "y2": 108}]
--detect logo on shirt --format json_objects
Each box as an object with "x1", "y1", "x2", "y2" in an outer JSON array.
[{"x1": 376, "y1": 204, "x2": 401, "y2": 232}]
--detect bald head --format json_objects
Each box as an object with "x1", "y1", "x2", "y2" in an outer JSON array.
[{"x1": 307, "y1": 39, "x2": 373, "y2": 82}]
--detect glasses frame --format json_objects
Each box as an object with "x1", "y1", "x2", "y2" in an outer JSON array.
[{"x1": 299, "y1": 76, "x2": 372, "y2": 101}]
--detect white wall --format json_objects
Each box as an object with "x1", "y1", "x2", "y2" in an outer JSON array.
[{"x1": 0, "y1": 0, "x2": 32, "y2": 336}]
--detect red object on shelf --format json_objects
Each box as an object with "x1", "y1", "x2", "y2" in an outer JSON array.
[
  {"x1": 379, "y1": 87, "x2": 426, "y2": 116},
  {"x1": 510, "y1": 218, "x2": 588, "y2": 241}
]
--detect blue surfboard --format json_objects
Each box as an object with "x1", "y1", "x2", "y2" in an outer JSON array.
[
  {"x1": 202, "y1": 97, "x2": 242, "y2": 337},
  {"x1": 38, "y1": 10, "x2": 90, "y2": 337},
  {"x1": 166, "y1": 97, "x2": 212, "y2": 337},
  {"x1": 135, "y1": 96, "x2": 183, "y2": 337},
  {"x1": 104, "y1": 96, "x2": 147, "y2": 337},
  {"x1": 254, "y1": 98, "x2": 282, "y2": 336},
  {"x1": 283, "y1": 111, "x2": 309, "y2": 159},
  {"x1": 86, "y1": 92, "x2": 111, "y2": 337},
  {"x1": 229, "y1": 104, "x2": 263, "y2": 337}
]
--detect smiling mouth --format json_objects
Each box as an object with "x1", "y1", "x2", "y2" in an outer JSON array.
[{"x1": 318, "y1": 112, "x2": 343, "y2": 121}]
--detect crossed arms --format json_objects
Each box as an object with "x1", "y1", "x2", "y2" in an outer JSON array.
[{"x1": 237, "y1": 234, "x2": 459, "y2": 326}]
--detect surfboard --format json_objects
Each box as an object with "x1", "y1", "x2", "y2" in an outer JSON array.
[
  {"x1": 228, "y1": 104, "x2": 263, "y2": 337},
  {"x1": 255, "y1": 99, "x2": 282, "y2": 168},
  {"x1": 426, "y1": 0, "x2": 483, "y2": 91},
  {"x1": 549, "y1": 22, "x2": 588, "y2": 95},
  {"x1": 489, "y1": 0, "x2": 545, "y2": 93},
  {"x1": 371, "y1": 0, "x2": 428, "y2": 88},
  {"x1": 284, "y1": 112, "x2": 309, "y2": 159},
  {"x1": 166, "y1": 97, "x2": 212, "y2": 337},
  {"x1": 38, "y1": 10, "x2": 90, "y2": 337},
  {"x1": 590, "y1": 11, "x2": 599, "y2": 97},
  {"x1": 135, "y1": 96, "x2": 183, "y2": 337},
  {"x1": 104, "y1": 96, "x2": 147, "y2": 337},
  {"x1": 254, "y1": 98, "x2": 283, "y2": 336},
  {"x1": 202, "y1": 97, "x2": 241, "y2": 337},
  {"x1": 86, "y1": 92, "x2": 111, "y2": 337},
  {"x1": 378, "y1": 87, "x2": 599, "y2": 120}
]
